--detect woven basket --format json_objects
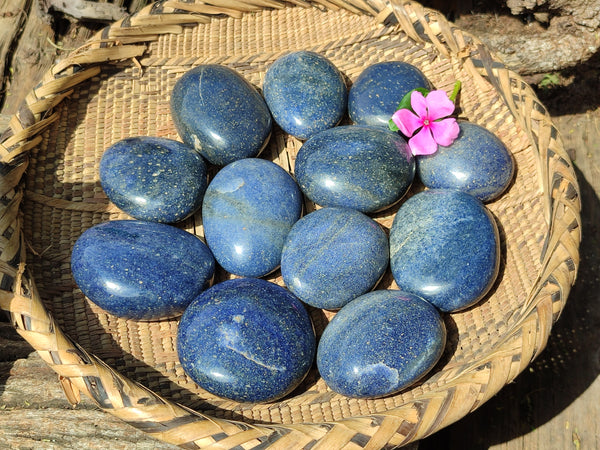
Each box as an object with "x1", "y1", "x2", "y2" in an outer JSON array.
[{"x1": 0, "y1": 0, "x2": 581, "y2": 448}]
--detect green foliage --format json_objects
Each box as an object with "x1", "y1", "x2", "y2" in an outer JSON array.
[{"x1": 539, "y1": 73, "x2": 561, "y2": 89}]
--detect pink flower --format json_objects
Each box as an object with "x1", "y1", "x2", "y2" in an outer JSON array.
[{"x1": 392, "y1": 90, "x2": 460, "y2": 156}]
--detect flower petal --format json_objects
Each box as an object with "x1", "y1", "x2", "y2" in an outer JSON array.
[
  {"x1": 425, "y1": 90, "x2": 455, "y2": 121},
  {"x1": 430, "y1": 118, "x2": 460, "y2": 147},
  {"x1": 409, "y1": 127, "x2": 438, "y2": 156},
  {"x1": 410, "y1": 90, "x2": 428, "y2": 118},
  {"x1": 392, "y1": 108, "x2": 422, "y2": 137}
]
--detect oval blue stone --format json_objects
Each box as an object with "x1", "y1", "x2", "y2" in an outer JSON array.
[
  {"x1": 349, "y1": 61, "x2": 431, "y2": 129},
  {"x1": 177, "y1": 278, "x2": 316, "y2": 403},
  {"x1": 281, "y1": 207, "x2": 389, "y2": 309},
  {"x1": 317, "y1": 290, "x2": 446, "y2": 398},
  {"x1": 99, "y1": 136, "x2": 208, "y2": 223},
  {"x1": 294, "y1": 125, "x2": 415, "y2": 213},
  {"x1": 263, "y1": 51, "x2": 347, "y2": 140},
  {"x1": 170, "y1": 64, "x2": 272, "y2": 166},
  {"x1": 390, "y1": 189, "x2": 500, "y2": 312},
  {"x1": 202, "y1": 158, "x2": 303, "y2": 277},
  {"x1": 417, "y1": 122, "x2": 515, "y2": 202},
  {"x1": 71, "y1": 220, "x2": 215, "y2": 321}
]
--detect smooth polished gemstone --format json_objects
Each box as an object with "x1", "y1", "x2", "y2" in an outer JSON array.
[
  {"x1": 99, "y1": 136, "x2": 207, "y2": 223},
  {"x1": 349, "y1": 61, "x2": 431, "y2": 129},
  {"x1": 263, "y1": 51, "x2": 347, "y2": 140},
  {"x1": 177, "y1": 278, "x2": 316, "y2": 403},
  {"x1": 390, "y1": 189, "x2": 500, "y2": 312},
  {"x1": 294, "y1": 125, "x2": 414, "y2": 213},
  {"x1": 170, "y1": 64, "x2": 272, "y2": 166},
  {"x1": 317, "y1": 290, "x2": 446, "y2": 398},
  {"x1": 281, "y1": 207, "x2": 389, "y2": 309},
  {"x1": 202, "y1": 158, "x2": 303, "y2": 277},
  {"x1": 417, "y1": 122, "x2": 515, "y2": 202},
  {"x1": 71, "y1": 220, "x2": 215, "y2": 321}
]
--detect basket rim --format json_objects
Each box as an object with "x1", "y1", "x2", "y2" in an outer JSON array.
[{"x1": 0, "y1": 0, "x2": 582, "y2": 448}]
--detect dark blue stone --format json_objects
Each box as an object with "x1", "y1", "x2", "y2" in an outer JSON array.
[
  {"x1": 390, "y1": 189, "x2": 500, "y2": 312},
  {"x1": 317, "y1": 290, "x2": 446, "y2": 398},
  {"x1": 294, "y1": 125, "x2": 415, "y2": 213},
  {"x1": 417, "y1": 122, "x2": 515, "y2": 202},
  {"x1": 348, "y1": 61, "x2": 431, "y2": 129},
  {"x1": 170, "y1": 64, "x2": 272, "y2": 166},
  {"x1": 263, "y1": 51, "x2": 347, "y2": 140},
  {"x1": 281, "y1": 207, "x2": 388, "y2": 309},
  {"x1": 177, "y1": 278, "x2": 316, "y2": 403},
  {"x1": 202, "y1": 158, "x2": 303, "y2": 277},
  {"x1": 71, "y1": 220, "x2": 215, "y2": 321},
  {"x1": 99, "y1": 136, "x2": 208, "y2": 223}
]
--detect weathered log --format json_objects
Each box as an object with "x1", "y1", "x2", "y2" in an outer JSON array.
[{"x1": 506, "y1": 0, "x2": 600, "y2": 28}]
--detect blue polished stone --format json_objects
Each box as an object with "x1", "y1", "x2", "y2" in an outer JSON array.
[
  {"x1": 177, "y1": 278, "x2": 316, "y2": 403},
  {"x1": 71, "y1": 220, "x2": 215, "y2": 321},
  {"x1": 202, "y1": 158, "x2": 303, "y2": 277},
  {"x1": 99, "y1": 136, "x2": 208, "y2": 223},
  {"x1": 263, "y1": 51, "x2": 347, "y2": 140},
  {"x1": 317, "y1": 290, "x2": 446, "y2": 398},
  {"x1": 349, "y1": 61, "x2": 431, "y2": 129},
  {"x1": 390, "y1": 189, "x2": 500, "y2": 312},
  {"x1": 294, "y1": 125, "x2": 415, "y2": 213},
  {"x1": 417, "y1": 122, "x2": 515, "y2": 202},
  {"x1": 281, "y1": 207, "x2": 388, "y2": 309},
  {"x1": 170, "y1": 64, "x2": 272, "y2": 166}
]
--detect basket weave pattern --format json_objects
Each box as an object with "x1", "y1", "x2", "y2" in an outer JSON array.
[{"x1": 0, "y1": 1, "x2": 581, "y2": 448}]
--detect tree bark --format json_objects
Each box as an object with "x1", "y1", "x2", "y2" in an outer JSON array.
[{"x1": 506, "y1": 0, "x2": 600, "y2": 28}]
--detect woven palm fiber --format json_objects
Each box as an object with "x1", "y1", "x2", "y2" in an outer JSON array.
[{"x1": 0, "y1": 0, "x2": 581, "y2": 448}]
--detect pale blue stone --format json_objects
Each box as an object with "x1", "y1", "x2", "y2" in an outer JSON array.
[
  {"x1": 390, "y1": 189, "x2": 500, "y2": 312},
  {"x1": 202, "y1": 158, "x2": 303, "y2": 277}
]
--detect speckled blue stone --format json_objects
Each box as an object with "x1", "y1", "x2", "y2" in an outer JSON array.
[
  {"x1": 99, "y1": 136, "x2": 208, "y2": 223},
  {"x1": 177, "y1": 278, "x2": 316, "y2": 403},
  {"x1": 263, "y1": 51, "x2": 347, "y2": 140},
  {"x1": 417, "y1": 122, "x2": 515, "y2": 202},
  {"x1": 170, "y1": 64, "x2": 272, "y2": 166},
  {"x1": 317, "y1": 290, "x2": 446, "y2": 398},
  {"x1": 294, "y1": 125, "x2": 415, "y2": 213},
  {"x1": 390, "y1": 189, "x2": 500, "y2": 312},
  {"x1": 71, "y1": 220, "x2": 215, "y2": 321},
  {"x1": 202, "y1": 158, "x2": 303, "y2": 277},
  {"x1": 348, "y1": 61, "x2": 431, "y2": 129},
  {"x1": 281, "y1": 207, "x2": 388, "y2": 309}
]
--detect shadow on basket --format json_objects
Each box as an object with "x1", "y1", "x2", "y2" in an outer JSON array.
[{"x1": 422, "y1": 165, "x2": 600, "y2": 447}]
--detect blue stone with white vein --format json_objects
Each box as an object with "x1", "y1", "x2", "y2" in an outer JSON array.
[
  {"x1": 170, "y1": 64, "x2": 272, "y2": 166},
  {"x1": 70, "y1": 220, "x2": 215, "y2": 321},
  {"x1": 177, "y1": 278, "x2": 316, "y2": 403},
  {"x1": 390, "y1": 189, "x2": 500, "y2": 312},
  {"x1": 202, "y1": 158, "x2": 303, "y2": 277},
  {"x1": 317, "y1": 289, "x2": 446, "y2": 398},
  {"x1": 99, "y1": 136, "x2": 208, "y2": 223}
]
